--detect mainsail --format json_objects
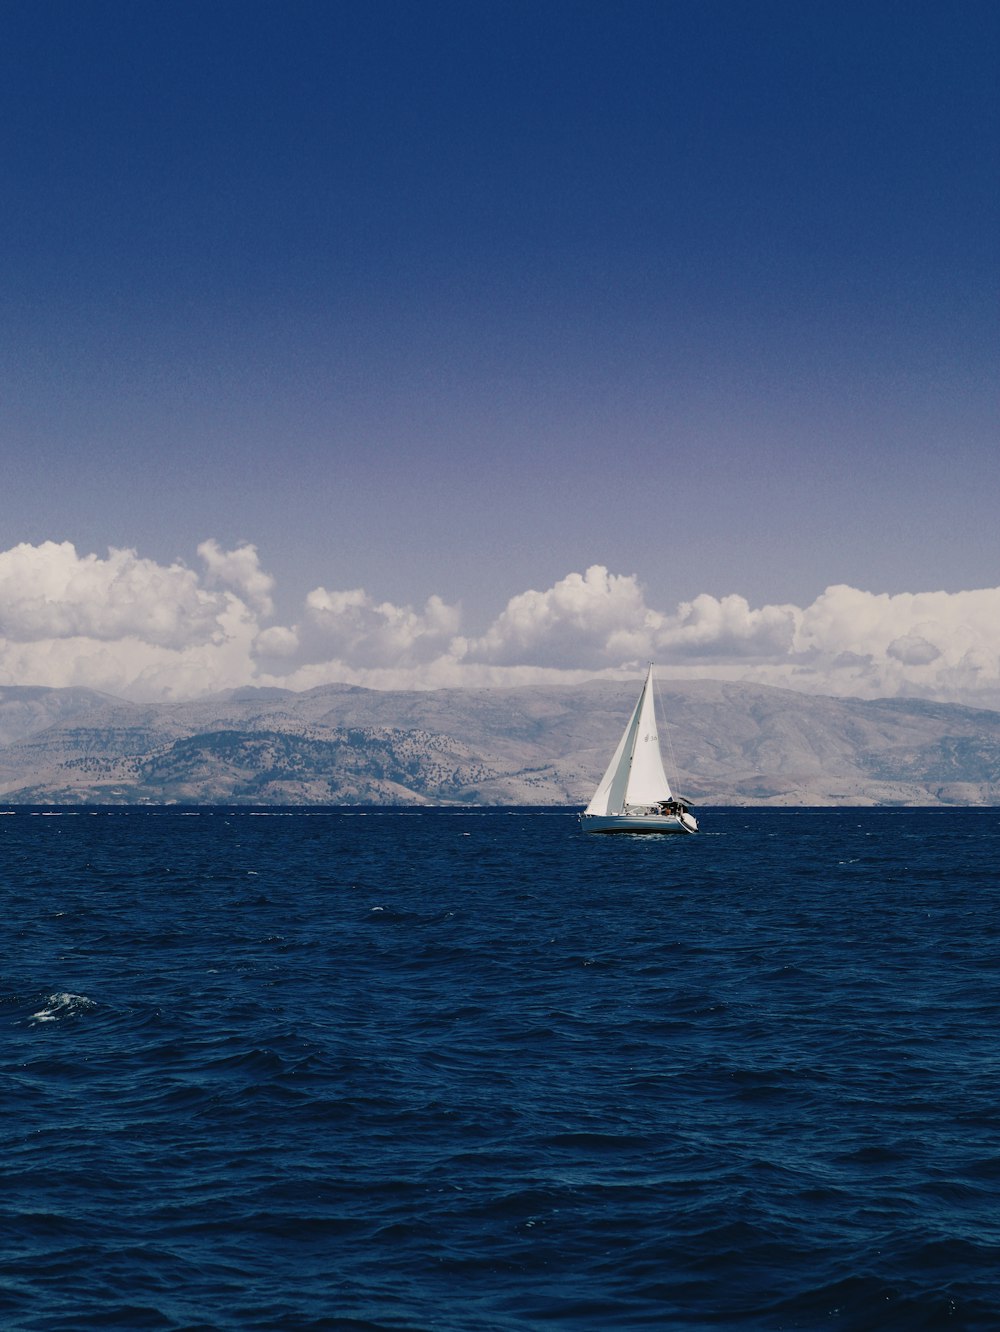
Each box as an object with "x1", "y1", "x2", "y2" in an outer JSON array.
[{"x1": 584, "y1": 665, "x2": 673, "y2": 816}]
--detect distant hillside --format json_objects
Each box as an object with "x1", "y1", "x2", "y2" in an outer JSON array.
[{"x1": 0, "y1": 680, "x2": 998, "y2": 806}]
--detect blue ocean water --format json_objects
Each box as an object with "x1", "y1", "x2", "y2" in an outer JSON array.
[{"x1": 2, "y1": 806, "x2": 999, "y2": 1332}]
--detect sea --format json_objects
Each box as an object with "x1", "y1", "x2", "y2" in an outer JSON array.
[{"x1": 2, "y1": 806, "x2": 999, "y2": 1332}]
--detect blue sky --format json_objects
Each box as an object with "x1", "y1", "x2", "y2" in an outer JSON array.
[{"x1": 0, "y1": 1, "x2": 997, "y2": 701}]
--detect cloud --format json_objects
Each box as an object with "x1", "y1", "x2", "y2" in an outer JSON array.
[
  {"x1": 790, "y1": 585, "x2": 1000, "y2": 699},
  {"x1": 887, "y1": 634, "x2": 943, "y2": 667},
  {"x1": 1, "y1": 542, "x2": 999, "y2": 709},
  {"x1": 653, "y1": 593, "x2": 799, "y2": 660},
  {"x1": 254, "y1": 625, "x2": 300, "y2": 658},
  {"x1": 294, "y1": 586, "x2": 461, "y2": 668},
  {"x1": 198, "y1": 539, "x2": 274, "y2": 616},
  {"x1": 0, "y1": 541, "x2": 223, "y2": 647},
  {"x1": 466, "y1": 571, "x2": 798, "y2": 668},
  {"x1": 467, "y1": 566, "x2": 650, "y2": 668}
]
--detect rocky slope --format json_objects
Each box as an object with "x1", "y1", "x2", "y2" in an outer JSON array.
[{"x1": 1, "y1": 679, "x2": 998, "y2": 805}]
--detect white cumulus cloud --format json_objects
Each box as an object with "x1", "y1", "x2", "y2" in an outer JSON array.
[
  {"x1": 296, "y1": 586, "x2": 462, "y2": 668},
  {"x1": 0, "y1": 541, "x2": 256, "y2": 700},
  {"x1": 1, "y1": 541, "x2": 999, "y2": 708},
  {"x1": 198, "y1": 539, "x2": 275, "y2": 616},
  {"x1": 652, "y1": 593, "x2": 799, "y2": 659},
  {"x1": 468, "y1": 566, "x2": 652, "y2": 668},
  {"x1": 0, "y1": 541, "x2": 223, "y2": 647},
  {"x1": 785, "y1": 585, "x2": 1000, "y2": 706}
]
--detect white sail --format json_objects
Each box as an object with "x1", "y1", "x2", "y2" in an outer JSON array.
[
  {"x1": 584, "y1": 665, "x2": 673, "y2": 816},
  {"x1": 624, "y1": 665, "x2": 673, "y2": 806}
]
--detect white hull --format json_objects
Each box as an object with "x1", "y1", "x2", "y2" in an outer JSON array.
[{"x1": 581, "y1": 811, "x2": 698, "y2": 835}]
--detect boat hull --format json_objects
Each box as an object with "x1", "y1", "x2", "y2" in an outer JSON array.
[{"x1": 580, "y1": 812, "x2": 698, "y2": 835}]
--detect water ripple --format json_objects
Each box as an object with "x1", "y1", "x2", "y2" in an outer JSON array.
[{"x1": 2, "y1": 806, "x2": 999, "y2": 1330}]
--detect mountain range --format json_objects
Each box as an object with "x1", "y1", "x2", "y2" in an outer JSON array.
[{"x1": 1, "y1": 679, "x2": 998, "y2": 806}]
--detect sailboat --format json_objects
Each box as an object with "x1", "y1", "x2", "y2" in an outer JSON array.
[{"x1": 580, "y1": 664, "x2": 698, "y2": 835}]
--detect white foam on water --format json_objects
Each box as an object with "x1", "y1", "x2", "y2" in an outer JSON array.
[{"x1": 31, "y1": 992, "x2": 96, "y2": 1023}]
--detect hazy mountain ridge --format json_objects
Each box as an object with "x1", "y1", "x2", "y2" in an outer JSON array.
[{"x1": 0, "y1": 681, "x2": 998, "y2": 806}]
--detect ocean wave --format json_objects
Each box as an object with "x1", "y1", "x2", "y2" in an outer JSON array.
[
  {"x1": 29, "y1": 992, "x2": 97, "y2": 1023},
  {"x1": 2, "y1": 807, "x2": 999, "y2": 1330}
]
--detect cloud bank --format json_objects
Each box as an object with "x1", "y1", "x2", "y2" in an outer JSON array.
[{"x1": 1, "y1": 541, "x2": 998, "y2": 709}]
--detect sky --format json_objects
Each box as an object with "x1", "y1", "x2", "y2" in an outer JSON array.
[{"x1": 0, "y1": 0, "x2": 997, "y2": 705}]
